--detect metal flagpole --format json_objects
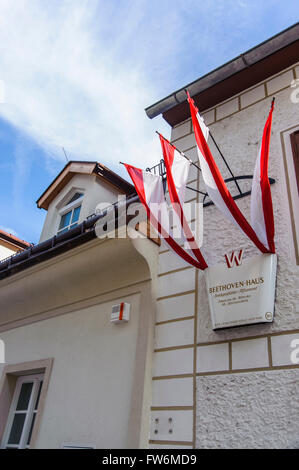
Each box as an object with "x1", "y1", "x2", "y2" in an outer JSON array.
[
  {"x1": 208, "y1": 132, "x2": 242, "y2": 195},
  {"x1": 155, "y1": 131, "x2": 201, "y2": 173}
]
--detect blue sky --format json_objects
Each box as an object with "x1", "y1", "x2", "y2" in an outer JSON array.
[{"x1": 0, "y1": 0, "x2": 298, "y2": 243}]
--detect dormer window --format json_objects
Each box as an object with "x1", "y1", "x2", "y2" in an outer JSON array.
[{"x1": 57, "y1": 192, "x2": 84, "y2": 235}]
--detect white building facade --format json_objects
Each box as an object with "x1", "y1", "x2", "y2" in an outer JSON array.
[
  {"x1": 146, "y1": 24, "x2": 299, "y2": 449},
  {"x1": 0, "y1": 24, "x2": 298, "y2": 449}
]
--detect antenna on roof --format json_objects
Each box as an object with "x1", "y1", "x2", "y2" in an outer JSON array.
[{"x1": 62, "y1": 147, "x2": 69, "y2": 163}]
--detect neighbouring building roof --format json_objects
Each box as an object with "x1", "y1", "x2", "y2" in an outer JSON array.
[
  {"x1": 0, "y1": 212, "x2": 104, "y2": 280},
  {"x1": 36, "y1": 161, "x2": 136, "y2": 210},
  {"x1": 0, "y1": 229, "x2": 31, "y2": 250},
  {"x1": 0, "y1": 193, "x2": 162, "y2": 281},
  {"x1": 0, "y1": 159, "x2": 148, "y2": 280},
  {"x1": 145, "y1": 22, "x2": 299, "y2": 126}
]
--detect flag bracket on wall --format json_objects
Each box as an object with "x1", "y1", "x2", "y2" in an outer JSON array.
[
  {"x1": 146, "y1": 161, "x2": 275, "y2": 208},
  {"x1": 200, "y1": 174, "x2": 276, "y2": 207}
]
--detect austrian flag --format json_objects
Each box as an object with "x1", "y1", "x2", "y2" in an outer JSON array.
[
  {"x1": 250, "y1": 99, "x2": 275, "y2": 253},
  {"x1": 124, "y1": 163, "x2": 207, "y2": 270},
  {"x1": 159, "y1": 134, "x2": 207, "y2": 268},
  {"x1": 187, "y1": 91, "x2": 275, "y2": 254}
]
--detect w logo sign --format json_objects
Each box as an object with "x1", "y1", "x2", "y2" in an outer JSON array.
[{"x1": 224, "y1": 250, "x2": 244, "y2": 268}]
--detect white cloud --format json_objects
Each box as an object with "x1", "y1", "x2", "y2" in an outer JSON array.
[
  {"x1": 0, "y1": 0, "x2": 171, "y2": 179},
  {"x1": 0, "y1": 0, "x2": 296, "y2": 185}
]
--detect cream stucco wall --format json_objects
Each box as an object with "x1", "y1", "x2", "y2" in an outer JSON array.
[
  {"x1": 0, "y1": 235, "x2": 158, "y2": 448},
  {"x1": 0, "y1": 293, "x2": 141, "y2": 448}
]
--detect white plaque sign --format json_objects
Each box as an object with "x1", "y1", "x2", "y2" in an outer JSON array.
[{"x1": 205, "y1": 253, "x2": 277, "y2": 329}]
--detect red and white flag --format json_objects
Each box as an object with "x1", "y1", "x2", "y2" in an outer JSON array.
[
  {"x1": 159, "y1": 135, "x2": 190, "y2": 206},
  {"x1": 159, "y1": 134, "x2": 207, "y2": 269},
  {"x1": 124, "y1": 163, "x2": 207, "y2": 270},
  {"x1": 187, "y1": 91, "x2": 270, "y2": 254},
  {"x1": 250, "y1": 100, "x2": 275, "y2": 253}
]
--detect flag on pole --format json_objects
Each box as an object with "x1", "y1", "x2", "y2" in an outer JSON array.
[
  {"x1": 250, "y1": 99, "x2": 275, "y2": 253},
  {"x1": 159, "y1": 134, "x2": 207, "y2": 269},
  {"x1": 124, "y1": 163, "x2": 207, "y2": 270},
  {"x1": 186, "y1": 91, "x2": 270, "y2": 254}
]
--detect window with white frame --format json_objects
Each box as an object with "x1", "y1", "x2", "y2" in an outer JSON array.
[
  {"x1": 57, "y1": 192, "x2": 83, "y2": 235},
  {"x1": 1, "y1": 374, "x2": 44, "y2": 449}
]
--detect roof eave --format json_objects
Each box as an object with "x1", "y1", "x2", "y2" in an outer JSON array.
[
  {"x1": 36, "y1": 161, "x2": 135, "y2": 210},
  {"x1": 145, "y1": 22, "x2": 299, "y2": 124}
]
